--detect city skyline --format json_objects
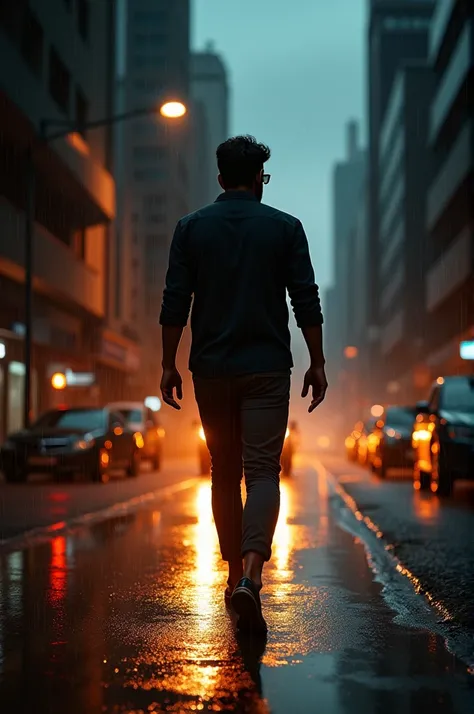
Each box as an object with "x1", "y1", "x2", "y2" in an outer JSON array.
[{"x1": 193, "y1": 0, "x2": 365, "y2": 290}]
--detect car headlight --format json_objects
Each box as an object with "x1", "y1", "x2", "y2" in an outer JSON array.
[{"x1": 72, "y1": 438, "x2": 96, "y2": 451}]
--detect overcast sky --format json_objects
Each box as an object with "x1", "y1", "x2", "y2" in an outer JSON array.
[{"x1": 192, "y1": 0, "x2": 365, "y2": 291}]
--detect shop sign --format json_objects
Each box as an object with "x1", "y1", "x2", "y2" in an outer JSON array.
[{"x1": 460, "y1": 341, "x2": 474, "y2": 360}]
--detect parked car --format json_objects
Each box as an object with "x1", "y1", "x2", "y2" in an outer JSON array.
[
  {"x1": 346, "y1": 419, "x2": 376, "y2": 465},
  {"x1": 281, "y1": 420, "x2": 299, "y2": 477},
  {"x1": 192, "y1": 419, "x2": 299, "y2": 477},
  {"x1": 0, "y1": 406, "x2": 141, "y2": 483},
  {"x1": 412, "y1": 375, "x2": 474, "y2": 496},
  {"x1": 193, "y1": 420, "x2": 211, "y2": 475},
  {"x1": 369, "y1": 405, "x2": 417, "y2": 478},
  {"x1": 107, "y1": 401, "x2": 164, "y2": 470},
  {"x1": 345, "y1": 422, "x2": 363, "y2": 461}
]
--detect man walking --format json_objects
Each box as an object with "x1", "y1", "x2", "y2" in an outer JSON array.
[{"x1": 160, "y1": 135, "x2": 327, "y2": 632}]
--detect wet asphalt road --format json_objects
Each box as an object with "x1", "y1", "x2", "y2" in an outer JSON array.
[
  {"x1": 1, "y1": 457, "x2": 473, "y2": 713},
  {"x1": 0, "y1": 459, "x2": 197, "y2": 542},
  {"x1": 322, "y1": 454, "x2": 474, "y2": 663}
]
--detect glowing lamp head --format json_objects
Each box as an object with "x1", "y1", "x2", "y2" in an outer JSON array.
[
  {"x1": 344, "y1": 345, "x2": 358, "y2": 360},
  {"x1": 160, "y1": 101, "x2": 187, "y2": 119},
  {"x1": 51, "y1": 372, "x2": 67, "y2": 390},
  {"x1": 371, "y1": 404, "x2": 384, "y2": 418}
]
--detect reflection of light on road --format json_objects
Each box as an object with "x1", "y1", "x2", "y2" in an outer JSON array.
[
  {"x1": 413, "y1": 492, "x2": 440, "y2": 522},
  {"x1": 273, "y1": 480, "x2": 292, "y2": 579},
  {"x1": 49, "y1": 536, "x2": 68, "y2": 605},
  {"x1": 193, "y1": 482, "x2": 220, "y2": 631}
]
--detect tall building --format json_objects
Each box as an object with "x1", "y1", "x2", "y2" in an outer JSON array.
[
  {"x1": 423, "y1": 0, "x2": 474, "y2": 377},
  {"x1": 377, "y1": 62, "x2": 433, "y2": 402},
  {"x1": 114, "y1": 0, "x2": 190, "y2": 403},
  {"x1": 188, "y1": 98, "x2": 211, "y2": 212},
  {"x1": 367, "y1": 0, "x2": 435, "y2": 398},
  {"x1": 191, "y1": 44, "x2": 230, "y2": 205},
  {"x1": 0, "y1": 0, "x2": 116, "y2": 438},
  {"x1": 326, "y1": 122, "x2": 365, "y2": 416}
]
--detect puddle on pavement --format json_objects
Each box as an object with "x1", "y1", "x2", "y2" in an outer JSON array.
[{"x1": 0, "y1": 467, "x2": 473, "y2": 714}]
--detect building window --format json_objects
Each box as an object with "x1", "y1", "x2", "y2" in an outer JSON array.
[
  {"x1": 134, "y1": 33, "x2": 166, "y2": 46},
  {"x1": 73, "y1": 228, "x2": 86, "y2": 259},
  {"x1": 133, "y1": 78, "x2": 164, "y2": 94},
  {"x1": 383, "y1": 17, "x2": 431, "y2": 32},
  {"x1": 75, "y1": 87, "x2": 89, "y2": 138},
  {"x1": 144, "y1": 194, "x2": 166, "y2": 208},
  {"x1": 133, "y1": 146, "x2": 167, "y2": 161},
  {"x1": 148, "y1": 214, "x2": 166, "y2": 225},
  {"x1": 133, "y1": 11, "x2": 167, "y2": 26},
  {"x1": 133, "y1": 54, "x2": 165, "y2": 70},
  {"x1": 49, "y1": 48, "x2": 70, "y2": 113},
  {"x1": 134, "y1": 168, "x2": 166, "y2": 182},
  {"x1": 78, "y1": 0, "x2": 89, "y2": 41},
  {"x1": 21, "y1": 9, "x2": 44, "y2": 78}
]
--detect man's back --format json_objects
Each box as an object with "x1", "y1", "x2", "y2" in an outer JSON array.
[{"x1": 160, "y1": 190, "x2": 323, "y2": 377}]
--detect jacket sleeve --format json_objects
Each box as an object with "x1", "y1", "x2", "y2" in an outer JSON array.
[
  {"x1": 286, "y1": 220, "x2": 324, "y2": 328},
  {"x1": 159, "y1": 220, "x2": 193, "y2": 326}
]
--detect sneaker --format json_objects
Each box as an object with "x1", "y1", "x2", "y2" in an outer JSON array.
[{"x1": 231, "y1": 577, "x2": 267, "y2": 633}]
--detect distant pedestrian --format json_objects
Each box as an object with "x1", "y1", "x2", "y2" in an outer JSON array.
[{"x1": 160, "y1": 135, "x2": 327, "y2": 632}]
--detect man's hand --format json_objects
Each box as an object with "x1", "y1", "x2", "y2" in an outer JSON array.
[
  {"x1": 161, "y1": 367, "x2": 183, "y2": 410},
  {"x1": 301, "y1": 366, "x2": 328, "y2": 413}
]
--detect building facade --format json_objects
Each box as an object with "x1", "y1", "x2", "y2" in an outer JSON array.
[
  {"x1": 377, "y1": 62, "x2": 433, "y2": 402},
  {"x1": 325, "y1": 121, "x2": 366, "y2": 427},
  {"x1": 113, "y1": 0, "x2": 190, "y2": 405},
  {"x1": 0, "y1": 0, "x2": 117, "y2": 439},
  {"x1": 191, "y1": 44, "x2": 230, "y2": 205},
  {"x1": 367, "y1": 0, "x2": 436, "y2": 400},
  {"x1": 423, "y1": 0, "x2": 474, "y2": 378}
]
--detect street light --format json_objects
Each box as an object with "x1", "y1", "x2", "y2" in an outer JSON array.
[
  {"x1": 371, "y1": 404, "x2": 384, "y2": 418},
  {"x1": 23, "y1": 98, "x2": 187, "y2": 427},
  {"x1": 51, "y1": 372, "x2": 67, "y2": 390},
  {"x1": 344, "y1": 345, "x2": 358, "y2": 360},
  {"x1": 160, "y1": 101, "x2": 187, "y2": 119}
]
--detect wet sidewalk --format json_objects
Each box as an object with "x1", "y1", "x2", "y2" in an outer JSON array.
[{"x1": 0, "y1": 458, "x2": 473, "y2": 713}]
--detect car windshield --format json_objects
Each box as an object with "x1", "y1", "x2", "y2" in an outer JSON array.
[
  {"x1": 33, "y1": 409, "x2": 105, "y2": 431},
  {"x1": 116, "y1": 409, "x2": 143, "y2": 424},
  {"x1": 385, "y1": 407, "x2": 416, "y2": 427},
  {"x1": 442, "y1": 378, "x2": 474, "y2": 412}
]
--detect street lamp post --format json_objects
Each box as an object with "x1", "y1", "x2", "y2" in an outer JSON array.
[{"x1": 22, "y1": 100, "x2": 186, "y2": 427}]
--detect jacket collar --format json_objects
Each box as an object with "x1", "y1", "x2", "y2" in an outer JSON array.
[{"x1": 215, "y1": 190, "x2": 258, "y2": 202}]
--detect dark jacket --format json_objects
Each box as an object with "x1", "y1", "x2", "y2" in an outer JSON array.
[{"x1": 160, "y1": 191, "x2": 323, "y2": 377}]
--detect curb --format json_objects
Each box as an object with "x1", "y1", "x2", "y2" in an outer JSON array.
[
  {"x1": 318, "y1": 458, "x2": 453, "y2": 623},
  {"x1": 0, "y1": 477, "x2": 199, "y2": 554}
]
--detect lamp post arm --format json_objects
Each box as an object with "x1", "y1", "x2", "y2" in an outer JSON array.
[{"x1": 41, "y1": 106, "x2": 162, "y2": 143}]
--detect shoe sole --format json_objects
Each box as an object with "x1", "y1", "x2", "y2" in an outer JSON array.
[{"x1": 231, "y1": 587, "x2": 267, "y2": 633}]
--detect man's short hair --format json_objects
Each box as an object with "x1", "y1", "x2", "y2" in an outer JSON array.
[{"x1": 216, "y1": 135, "x2": 271, "y2": 189}]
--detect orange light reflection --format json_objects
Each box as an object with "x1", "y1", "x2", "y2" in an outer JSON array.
[
  {"x1": 192, "y1": 482, "x2": 220, "y2": 632},
  {"x1": 413, "y1": 492, "x2": 440, "y2": 522},
  {"x1": 273, "y1": 480, "x2": 292, "y2": 578},
  {"x1": 49, "y1": 536, "x2": 67, "y2": 605}
]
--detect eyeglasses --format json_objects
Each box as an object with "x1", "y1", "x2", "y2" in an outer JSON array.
[{"x1": 262, "y1": 173, "x2": 271, "y2": 185}]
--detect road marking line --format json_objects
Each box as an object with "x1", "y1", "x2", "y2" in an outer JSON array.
[{"x1": 0, "y1": 477, "x2": 199, "y2": 553}]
